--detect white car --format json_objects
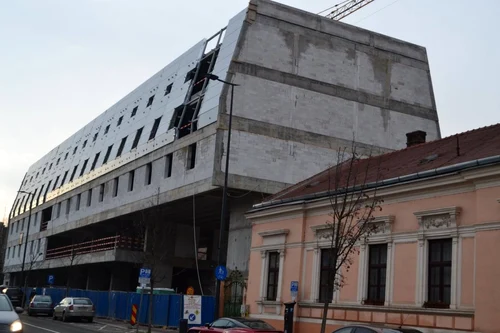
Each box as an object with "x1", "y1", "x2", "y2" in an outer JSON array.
[
  {"x1": 0, "y1": 294, "x2": 24, "y2": 332},
  {"x1": 53, "y1": 297, "x2": 95, "y2": 322}
]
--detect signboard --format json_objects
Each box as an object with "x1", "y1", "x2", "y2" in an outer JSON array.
[
  {"x1": 138, "y1": 268, "x2": 151, "y2": 285},
  {"x1": 47, "y1": 275, "x2": 54, "y2": 285},
  {"x1": 290, "y1": 281, "x2": 298, "y2": 301},
  {"x1": 186, "y1": 286, "x2": 195, "y2": 295},
  {"x1": 183, "y1": 295, "x2": 202, "y2": 325},
  {"x1": 215, "y1": 265, "x2": 227, "y2": 281}
]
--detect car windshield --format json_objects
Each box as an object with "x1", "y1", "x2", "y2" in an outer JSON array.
[
  {"x1": 74, "y1": 299, "x2": 92, "y2": 305},
  {"x1": 238, "y1": 319, "x2": 275, "y2": 330},
  {"x1": 0, "y1": 296, "x2": 13, "y2": 311},
  {"x1": 35, "y1": 296, "x2": 52, "y2": 302}
]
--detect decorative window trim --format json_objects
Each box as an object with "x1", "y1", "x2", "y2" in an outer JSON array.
[
  {"x1": 257, "y1": 229, "x2": 289, "y2": 238},
  {"x1": 414, "y1": 207, "x2": 461, "y2": 310},
  {"x1": 257, "y1": 249, "x2": 285, "y2": 315}
]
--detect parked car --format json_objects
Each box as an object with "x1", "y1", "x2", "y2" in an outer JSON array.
[
  {"x1": 53, "y1": 297, "x2": 95, "y2": 322},
  {"x1": 188, "y1": 317, "x2": 283, "y2": 332},
  {"x1": 28, "y1": 295, "x2": 54, "y2": 317},
  {"x1": 0, "y1": 294, "x2": 24, "y2": 332},
  {"x1": 332, "y1": 325, "x2": 423, "y2": 333},
  {"x1": 1, "y1": 287, "x2": 25, "y2": 307}
]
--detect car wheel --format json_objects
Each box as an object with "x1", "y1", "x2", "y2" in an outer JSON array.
[
  {"x1": 28, "y1": 310, "x2": 32, "y2": 316},
  {"x1": 88, "y1": 317, "x2": 93, "y2": 323},
  {"x1": 52, "y1": 312, "x2": 57, "y2": 320},
  {"x1": 62, "y1": 312, "x2": 68, "y2": 322}
]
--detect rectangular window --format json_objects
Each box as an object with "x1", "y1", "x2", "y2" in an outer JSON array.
[
  {"x1": 266, "y1": 252, "x2": 280, "y2": 301},
  {"x1": 61, "y1": 170, "x2": 69, "y2": 186},
  {"x1": 21, "y1": 218, "x2": 25, "y2": 231},
  {"x1": 117, "y1": 116, "x2": 123, "y2": 126},
  {"x1": 187, "y1": 143, "x2": 196, "y2": 170},
  {"x1": 10, "y1": 223, "x2": 13, "y2": 235},
  {"x1": 42, "y1": 167, "x2": 46, "y2": 175},
  {"x1": 57, "y1": 158, "x2": 60, "y2": 165},
  {"x1": 44, "y1": 181, "x2": 52, "y2": 203},
  {"x1": 103, "y1": 145, "x2": 113, "y2": 164},
  {"x1": 164, "y1": 83, "x2": 173, "y2": 96},
  {"x1": 131, "y1": 106, "x2": 138, "y2": 117},
  {"x1": 64, "y1": 152, "x2": 68, "y2": 160},
  {"x1": 37, "y1": 185, "x2": 44, "y2": 205},
  {"x1": 146, "y1": 95, "x2": 155, "y2": 107},
  {"x1": 52, "y1": 176, "x2": 60, "y2": 190},
  {"x1": 149, "y1": 117, "x2": 162, "y2": 140},
  {"x1": 99, "y1": 184, "x2": 104, "y2": 202},
  {"x1": 367, "y1": 244, "x2": 387, "y2": 305},
  {"x1": 56, "y1": 202, "x2": 61, "y2": 218},
  {"x1": 17, "y1": 246, "x2": 20, "y2": 258},
  {"x1": 116, "y1": 137, "x2": 127, "y2": 158},
  {"x1": 49, "y1": 163, "x2": 53, "y2": 170},
  {"x1": 319, "y1": 249, "x2": 335, "y2": 303},
  {"x1": 69, "y1": 165, "x2": 78, "y2": 182},
  {"x1": 82, "y1": 140, "x2": 87, "y2": 148},
  {"x1": 427, "y1": 239, "x2": 452, "y2": 307},
  {"x1": 76, "y1": 194, "x2": 81, "y2": 211},
  {"x1": 73, "y1": 146, "x2": 77, "y2": 155},
  {"x1": 145, "y1": 163, "x2": 152, "y2": 185},
  {"x1": 113, "y1": 177, "x2": 119, "y2": 197},
  {"x1": 66, "y1": 198, "x2": 71, "y2": 215},
  {"x1": 165, "y1": 154, "x2": 173, "y2": 178},
  {"x1": 16, "y1": 221, "x2": 19, "y2": 233},
  {"x1": 7, "y1": 248, "x2": 10, "y2": 259},
  {"x1": 104, "y1": 125, "x2": 110, "y2": 135},
  {"x1": 30, "y1": 241, "x2": 34, "y2": 255},
  {"x1": 93, "y1": 132, "x2": 98, "y2": 142},
  {"x1": 131, "y1": 127, "x2": 143, "y2": 150},
  {"x1": 79, "y1": 159, "x2": 89, "y2": 177},
  {"x1": 37, "y1": 239, "x2": 41, "y2": 253},
  {"x1": 90, "y1": 152, "x2": 100, "y2": 171},
  {"x1": 34, "y1": 212, "x2": 38, "y2": 226},
  {"x1": 87, "y1": 189, "x2": 92, "y2": 207},
  {"x1": 128, "y1": 170, "x2": 135, "y2": 191}
]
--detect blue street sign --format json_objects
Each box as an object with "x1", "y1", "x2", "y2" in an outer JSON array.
[
  {"x1": 139, "y1": 268, "x2": 151, "y2": 279},
  {"x1": 47, "y1": 275, "x2": 54, "y2": 285},
  {"x1": 215, "y1": 266, "x2": 228, "y2": 281},
  {"x1": 290, "y1": 281, "x2": 298, "y2": 292},
  {"x1": 188, "y1": 313, "x2": 196, "y2": 322}
]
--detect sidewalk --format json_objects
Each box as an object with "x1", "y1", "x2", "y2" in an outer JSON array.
[{"x1": 94, "y1": 317, "x2": 178, "y2": 333}]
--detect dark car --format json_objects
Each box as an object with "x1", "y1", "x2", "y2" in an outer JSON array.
[
  {"x1": 28, "y1": 295, "x2": 54, "y2": 317},
  {"x1": 332, "y1": 325, "x2": 423, "y2": 333},
  {"x1": 188, "y1": 317, "x2": 283, "y2": 332},
  {"x1": 0, "y1": 294, "x2": 24, "y2": 332},
  {"x1": 1, "y1": 288, "x2": 24, "y2": 308}
]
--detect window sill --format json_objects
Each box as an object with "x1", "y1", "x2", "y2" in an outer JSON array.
[
  {"x1": 256, "y1": 300, "x2": 281, "y2": 306},
  {"x1": 298, "y1": 302, "x2": 474, "y2": 316}
]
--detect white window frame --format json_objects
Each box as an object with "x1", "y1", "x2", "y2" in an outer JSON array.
[{"x1": 414, "y1": 207, "x2": 461, "y2": 309}]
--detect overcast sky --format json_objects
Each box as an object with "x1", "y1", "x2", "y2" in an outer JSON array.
[{"x1": 1, "y1": 0, "x2": 499, "y2": 222}]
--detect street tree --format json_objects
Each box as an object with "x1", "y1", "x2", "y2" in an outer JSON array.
[
  {"x1": 318, "y1": 145, "x2": 383, "y2": 333},
  {"x1": 21, "y1": 245, "x2": 43, "y2": 307}
]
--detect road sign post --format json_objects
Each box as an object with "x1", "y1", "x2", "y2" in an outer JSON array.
[{"x1": 136, "y1": 268, "x2": 150, "y2": 333}]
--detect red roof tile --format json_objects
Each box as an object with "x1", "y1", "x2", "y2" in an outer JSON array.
[{"x1": 265, "y1": 123, "x2": 500, "y2": 203}]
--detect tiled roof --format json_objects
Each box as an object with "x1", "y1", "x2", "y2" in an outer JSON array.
[{"x1": 264, "y1": 123, "x2": 500, "y2": 204}]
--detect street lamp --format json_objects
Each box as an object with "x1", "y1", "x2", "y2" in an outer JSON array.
[
  {"x1": 205, "y1": 74, "x2": 239, "y2": 319},
  {"x1": 17, "y1": 190, "x2": 35, "y2": 298}
]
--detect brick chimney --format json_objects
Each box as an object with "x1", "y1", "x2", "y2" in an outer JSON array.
[{"x1": 406, "y1": 130, "x2": 427, "y2": 147}]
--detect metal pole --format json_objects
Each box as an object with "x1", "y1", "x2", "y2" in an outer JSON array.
[
  {"x1": 214, "y1": 84, "x2": 235, "y2": 319},
  {"x1": 137, "y1": 286, "x2": 144, "y2": 333},
  {"x1": 20, "y1": 194, "x2": 33, "y2": 307}
]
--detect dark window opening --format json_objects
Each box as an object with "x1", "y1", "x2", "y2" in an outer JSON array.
[
  {"x1": 103, "y1": 145, "x2": 113, "y2": 164},
  {"x1": 189, "y1": 49, "x2": 219, "y2": 99},
  {"x1": 61, "y1": 170, "x2": 69, "y2": 186},
  {"x1": 36, "y1": 172, "x2": 39, "y2": 179},
  {"x1": 42, "y1": 168, "x2": 46, "y2": 175},
  {"x1": 128, "y1": 170, "x2": 135, "y2": 191},
  {"x1": 93, "y1": 132, "x2": 98, "y2": 142},
  {"x1": 66, "y1": 198, "x2": 71, "y2": 215},
  {"x1": 55, "y1": 202, "x2": 61, "y2": 218},
  {"x1": 164, "y1": 83, "x2": 173, "y2": 96},
  {"x1": 146, "y1": 95, "x2": 155, "y2": 107},
  {"x1": 131, "y1": 127, "x2": 143, "y2": 150},
  {"x1": 266, "y1": 252, "x2": 280, "y2": 301},
  {"x1": 64, "y1": 152, "x2": 68, "y2": 160},
  {"x1": 49, "y1": 163, "x2": 53, "y2": 170},
  {"x1": 56, "y1": 158, "x2": 60, "y2": 165},
  {"x1": 43, "y1": 181, "x2": 52, "y2": 203},
  {"x1": 427, "y1": 239, "x2": 452, "y2": 308},
  {"x1": 90, "y1": 152, "x2": 100, "y2": 171},
  {"x1": 131, "y1": 106, "x2": 138, "y2": 117},
  {"x1": 187, "y1": 143, "x2": 197, "y2": 170},
  {"x1": 73, "y1": 147, "x2": 77, "y2": 155},
  {"x1": 117, "y1": 116, "x2": 123, "y2": 126},
  {"x1": 69, "y1": 165, "x2": 78, "y2": 182},
  {"x1": 83, "y1": 140, "x2": 87, "y2": 148},
  {"x1": 99, "y1": 184, "x2": 105, "y2": 202},
  {"x1": 116, "y1": 137, "x2": 127, "y2": 158},
  {"x1": 41, "y1": 206, "x2": 52, "y2": 231},
  {"x1": 113, "y1": 178, "x2": 119, "y2": 197},
  {"x1": 52, "y1": 176, "x2": 60, "y2": 190},
  {"x1": 104, "y1": 125, "x2": 110, "y2": 135},
  {"x1": 36, "y1": 185, "x2": 44, "y2": 205},
  {"x1": 319, "y1": 248, "x2": 336, "y2": 303},
  {"x1": 149, "y1": 117, "x2": 162, "y2": 140},
  {"x1": 145, "y1": 163, "x2": 152, "y2": 185},
  {"x1": 87, "y1": 189, "x2": 92, "y2": 207},
  {"x1": 76, "y1": 194, "x2": 81, "y2": 211},
  {"x1": 169, "y1": 104, "x2": 184, "y2": 130},
  {"x1": 366, "y1": 244, "x2": 387, "y2": 305},
  {"x1": 165, "y1": 154, "x2": 173, "y2": 178},
  {"x1": 173, "y1": 100, "x2": 201, "y2": 139},
  {"x1": 185, "y1": 68, "x2": 196, "y2": 83},
  {"x1": 80, "y1": 159, "x2": 89, "y2": 177}
]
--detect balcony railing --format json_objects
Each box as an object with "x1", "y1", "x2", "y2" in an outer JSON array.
[{"x1": 45, "y1": 235, "x2": 144, "y2": 260}]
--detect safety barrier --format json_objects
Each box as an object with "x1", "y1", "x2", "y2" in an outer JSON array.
[{"x1": 23, "y1": 287, "x2": 215, "y2": 328}]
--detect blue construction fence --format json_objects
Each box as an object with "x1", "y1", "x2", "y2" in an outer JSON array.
[{"x1": 23, "y1": 287, "x2": 215, "y2": 328}]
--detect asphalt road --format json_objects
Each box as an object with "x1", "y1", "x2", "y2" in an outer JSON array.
[{"x1": 21, "y1": 314, "x2": 138, "y2": 333}]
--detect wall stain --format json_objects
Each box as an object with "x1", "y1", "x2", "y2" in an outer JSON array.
[{"x1": 380, "y1": 108, "x2": 390, "y2": 132}]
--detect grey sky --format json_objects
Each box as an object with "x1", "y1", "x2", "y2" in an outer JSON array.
[{"x1": 1, "y1": 0, "x2": 499, "y2": 221}]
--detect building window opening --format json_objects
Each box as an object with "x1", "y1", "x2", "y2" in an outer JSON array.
[
  {"x1": 52, "y1": 176, "x2": 59, "y2": 190},
  {"x1": 149, "y1": 117, "x2": 162, "y2": 140},
  {"x1": 80, "y1": 159, "x2": 89, "y2": 177},
  {"x1": 187, "y1": 143, "x2": 197, "y2": 170},
  {"x1": 266, "y1": 252, "x2": 280, "y2": 301},
  {"x1": 117, "y1": 116, "x2": 123, "y2": 126},
  {"x1": 103, "y1": 145, "x2": 113, "y2": 164},
  {"x1": 116, "y1": 137, "x2": 127, "y2": 158},
  {"x1": 128, "y1": 170, "x2": 135, "y2": 192},
  {"x1": 56, "y1": 202, "x2": 61, "y2": 218},
  {"x1": 189, "y1": 49, "x2": 219, "y2": 99},
  {"x1": 145, "y1": 163, "x2": 152, "y2": 185},
  {"x1": 43, "y1": 181, "x2": 52, "y2": 203},
  {"x1": 147, "y1": 95, "x2": 155, "y2": 107},
  {"x1": 319, "y1": 248, "x2": 335, "y2": 303},
  {"x1": 131, "y1": 106, "x2": 138, "y2": 117},
  {"x1": 76, "y1": 194, "x2": 81, "y2": 211},
  {"x1": 131, "y1": 127, "x2": 143, "y2": 150},
  {"x1": 99, "y1": 184, "x2": 105, "y2": 202},
  {"x1": 174, "y1": 101, "x2": 201, "y2": 139},
  {"x1": 165, "y1": 153, "x2": 173, "y2": 178},
  {"x1": 87, "y1": 189, "x2": 92, "y2": 207},
  {"x1": 104, "y1": 125, "x2": 110, "y2": 135},
  {"x1": 93, "y1": 132, "x2": 98, "y2": 142},
  {"x1": 366, "y1": 244, "x2": 387, "y2": 305},
  {"x1": 164, "y1": 83, "x2": 173, "y2": 96},
  {"x1": 41, "y1": 206, "x2": 52, "y2": 231},
  {"x1": 90, "y1": 152, "x2": 100, "y2": 171},
  {"x1": 66, "y1": 198, "x2": 71, "y2": 215},
  {"x1": 69, "y1": 165, "x2": 78, "y2": 182},
  {"x1": 83, "y1": 140, "x2": 87, "y2": 148},
  {"x1": 113, "y1": 177, "x2": 119, "y2": 197},
  {"x1": 427, "y1": 239, "x2": 452, "y2": 308},
  {"x1": 73, "y1": 147, "x2": 77, "y2": 155},
  {"x1": 185, "y1": 68, "x2": 196, "y2": 83}
]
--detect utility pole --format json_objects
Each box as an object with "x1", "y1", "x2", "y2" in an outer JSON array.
[{"x1": 18, "y1": 190, "x2": 34, "y2": 307}]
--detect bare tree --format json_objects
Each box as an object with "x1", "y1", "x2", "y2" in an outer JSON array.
[
  {"x1": 318, "y1": 145, "x2": 383, "y2": 333},
  {"x1": 132, "y1": 189, "x2": 175, "y2": 333},
  {"x1": 22, "y1": 248, "x2": 43, "y2": 307},
  {"x1": 64, "y1": 247, "x2": 82, "y2": 297}
]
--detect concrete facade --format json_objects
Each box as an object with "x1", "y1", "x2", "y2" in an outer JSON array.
[{"x1": 4, "y1": 0, "x2": 440, "y2": 292}]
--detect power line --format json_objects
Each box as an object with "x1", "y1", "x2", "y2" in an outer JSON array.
[
  {"x1": 353, "y1": 0, "x2": 403, "y2": 24},
  {"x1": 317, "y1": 0, "x2": 350, "y2": 15}
]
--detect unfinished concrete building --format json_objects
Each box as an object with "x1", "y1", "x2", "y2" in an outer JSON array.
[{"x1": 3, "y1": 0, "x2": 440, "y2": 302}]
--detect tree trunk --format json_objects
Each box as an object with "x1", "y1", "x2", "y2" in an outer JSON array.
[
  {"x1": 147, "y1": 278, "x2": 154, "y2": 333},
  {"x1": 319, "y1": 298, "x2": 329, "y2": 333}
]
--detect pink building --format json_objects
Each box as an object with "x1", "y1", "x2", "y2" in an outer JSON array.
[{"x1": 245, "y1": 126, "x2": 500, "y2": 333}]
